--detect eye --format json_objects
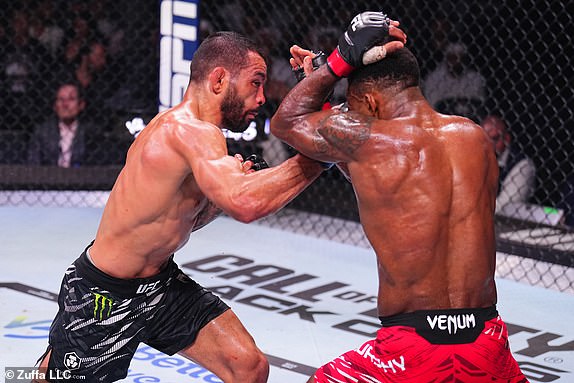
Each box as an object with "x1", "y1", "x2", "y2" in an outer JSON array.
[{"x1": 252, "y1": 80, "x2": 262, "y2": 88}]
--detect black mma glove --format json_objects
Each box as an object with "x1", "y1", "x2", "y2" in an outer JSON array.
[
  {"x1": 293, "y1": 51, "x2": 328, "y2": 82},
  {"x1": 244, "y1": 154, "x2": 269, "y2": 171},
  {"x1": 327, "y1": 11, "x2": 391, "y2": 77},
  {"x1": 292, "y1": 51, "x2": 335, "y2": 109}
]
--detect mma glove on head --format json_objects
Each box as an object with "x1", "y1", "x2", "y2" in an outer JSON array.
[{"x1": 327, "y1": 11, "x2": 391, "y2": 77}]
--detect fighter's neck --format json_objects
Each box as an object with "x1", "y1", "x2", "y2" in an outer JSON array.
[
  {"x1": 387, "y1": 87, "x2": 427, "y2": 119},
  {"x1": 181, "y1": 86, "x2": 223, "y2": 127}
]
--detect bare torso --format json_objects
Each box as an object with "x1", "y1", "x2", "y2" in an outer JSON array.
[
  {"x1": 347, "y1": 106, "x2": 499, "y2": 316},
  {"x1": 90, "y1": 104, "x2": 220, "y2": 278}
]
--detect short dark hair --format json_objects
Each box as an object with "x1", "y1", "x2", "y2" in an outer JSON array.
[
  {"x1": 189, "y1": 31, "x2": 266, "y2": 83},
  {"x1": 348, "y1": 47, "x2": 420, "y2": 95}
]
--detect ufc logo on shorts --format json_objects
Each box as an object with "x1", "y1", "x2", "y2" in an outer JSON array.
[
  {"x1": 136, "y1": 281, "x2": 161, "y2": 294},
  {"x1": 350, "y1": 12, "x2": 389, "y2": 31}
]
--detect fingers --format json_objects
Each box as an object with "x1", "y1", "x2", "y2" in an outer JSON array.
[
  {"x1": 235, "y1": 154, "x2": 254, "y2": 173},
  {"x1": 289, "y1": 57, "x2": 298, "y2": 70},
  {"x1": 302, "y1": 56, "x2": 314, "y2": 76},
  {"x1": 384, "y1": 40, "x2": 405, "y2": 54},
  {"x1": 241, "y1": 160, "x2": 256, "y2": 174},
  {"x1": 290, "y1": 45, "x2": 316, "y2": 71},
  {"x1": 388, "y1": 25, "x2": 407, "y2": 44}
]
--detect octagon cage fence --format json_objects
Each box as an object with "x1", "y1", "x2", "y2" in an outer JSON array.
[{"x1": 0, "y1": 0, "x2": 572, "y2": 293}]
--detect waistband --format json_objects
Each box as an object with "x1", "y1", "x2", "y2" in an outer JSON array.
[
  {"x1": 74, "y1": 244, "x2": 177, "y2": 298},
  {"x1": 380, "y1": 305, "x2": 498, "y2": 344}
]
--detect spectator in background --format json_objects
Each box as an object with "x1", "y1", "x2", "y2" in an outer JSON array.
[
  {"x1": 61, "y1": 14, "x2": 94, "y2": 68},
  {"x1": 74, "y1": 40, "x2": 124, "y2": 124},
  {"x1": 427, "y1": 15, "x2": 452, "y2": 71},
  {"x1": 89, "y1": 0, "x2": 125, "y2": 58},
  {"x1": 0, "y1": 8, "x2": 51, "y2": 131},
  {"x1": 422, "y1": 42, "x2": 485, "y2": 122},
  {"x1": 49, "y1": 13, "x2": 94, "y2": 92},
  {"x1": 28, "y1": 0, "x2": 65, "y2": 58},
  {"x1": 27, "y1": 82, "x2": 101, "y2": 167},
  {"x1": 481, "y1": 114, "x2": 536, "y2": 214}
]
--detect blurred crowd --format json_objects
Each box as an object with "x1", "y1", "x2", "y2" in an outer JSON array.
[
  {"x1": 0, "y1": 0, "x2": 571, "y2": 227},
  {"x1": 0, "y1": 0, "x2": 159, "y2": 166}
]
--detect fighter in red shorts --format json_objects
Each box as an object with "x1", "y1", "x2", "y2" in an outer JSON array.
[
  {"x1": 271, "y1": 11, "x2": 529, "y2": 383},
  {"x1": 315, "y1": 307, "x2": 526, "y2": 382}
]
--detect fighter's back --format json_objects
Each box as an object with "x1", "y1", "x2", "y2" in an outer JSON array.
[{"x1": 349, "y1": 106, "x2": 499, "y2": 316}]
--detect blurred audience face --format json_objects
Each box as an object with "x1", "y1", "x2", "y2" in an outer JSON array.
[
  {"x1": 482, "y1": 115, "x2": 510, "y2": 156},
  {"x1": 445, "y1": 43, "x2": 467, "y2": 76},
  {"x1": 11, "y1": 10, "x2": 29, "y2": 38},
  {"x1": 88, "y1": 42, "x2": 107, "y2": 71},
  {"x1": 54, "y1": 84, "x2": 85, "y2": 124}
]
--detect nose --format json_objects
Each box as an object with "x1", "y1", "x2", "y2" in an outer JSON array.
[{"x1": 256, "y1": 86, "x2": 265, "y2": 106}]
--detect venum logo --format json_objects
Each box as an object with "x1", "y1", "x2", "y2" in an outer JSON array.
[
  {"x1": 93, "y1": 293, "x2": 113, "y2": 321},
  {"x1": 427, "y1": 313, "x2": 476, "y2": 335}
]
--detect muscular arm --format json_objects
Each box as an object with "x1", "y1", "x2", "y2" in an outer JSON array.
[
  {"x1": 174, "y1": 123, "x2": 325, "y2": 223},
  {"x1": 271, "y1": 65, "x2": 373, "y2": 164}
]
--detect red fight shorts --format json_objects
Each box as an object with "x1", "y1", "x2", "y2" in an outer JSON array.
[{"x1": 313, "y1": 306, "x2": 529, "y2": 383}]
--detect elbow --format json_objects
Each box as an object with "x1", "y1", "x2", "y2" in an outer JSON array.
[
  {"x1": 269, "y1": 114, "x2": 285, "y2": 140},
  {"x1": 270, "y1": 112, "x2": 297, "y2": 141},
  {"x1": 225, "y1": 195, "x2": 268, "y2": 223}
]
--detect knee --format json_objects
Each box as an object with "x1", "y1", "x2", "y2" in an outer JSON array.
[{"x1": 229, "y1": 348, "x2": 269, "y2": 383}]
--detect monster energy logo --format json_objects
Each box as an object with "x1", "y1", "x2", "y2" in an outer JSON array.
[{"x1": 93, "y1": 293, "x2": 113, "y2": 320}]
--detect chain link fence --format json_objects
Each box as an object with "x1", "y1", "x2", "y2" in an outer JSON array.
[{"x1": 0, "y1": 0, "x2": 572, "y2": 291}]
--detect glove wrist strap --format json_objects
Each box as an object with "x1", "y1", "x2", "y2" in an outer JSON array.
[{"x1": 327, "y1": 49, "x2": 355, "y2": 77}]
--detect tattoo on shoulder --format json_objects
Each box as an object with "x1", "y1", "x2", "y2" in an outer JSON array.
[{"x1": 314, "y1": 113, "x2": 371, "y2": 155}]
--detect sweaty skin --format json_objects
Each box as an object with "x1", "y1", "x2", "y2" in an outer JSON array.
[
  {"x1": 271, "y1": 62, "x2": 499, "y2": 317},
  {"x1": 37, "y1": 49, "x2": 325, "y2": 383},
  {"x1": 90, "y1": 52, "x2": 324, "y2": 279}
]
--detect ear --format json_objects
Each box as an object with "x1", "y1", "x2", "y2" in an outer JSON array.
[
  {"x1": 364, "y1": 93, "x2": 378, "y2": 117},
  {"x1": 208, "y1": 67, "x2": 227, "y2": 95}
]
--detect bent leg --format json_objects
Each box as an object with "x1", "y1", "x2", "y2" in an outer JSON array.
[{"x1": 178, "y1": 309, "x2": 269, "y2": 383}]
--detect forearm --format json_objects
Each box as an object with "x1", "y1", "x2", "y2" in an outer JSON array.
[
  {"x1": 271, "y1": 65, "x2": 338, "y2": 140},
  {"x1": 226, "y1": 154, "x2": 324, "y2": 223}
]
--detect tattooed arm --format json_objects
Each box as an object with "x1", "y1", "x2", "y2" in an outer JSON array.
[{"x1": 271, "y1": 64, "x2": 374, "y2": 164}]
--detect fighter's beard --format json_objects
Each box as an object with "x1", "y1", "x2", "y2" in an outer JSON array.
[{"x1": 221, "y1": 86, "x2": 251, "y2": 132}]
